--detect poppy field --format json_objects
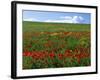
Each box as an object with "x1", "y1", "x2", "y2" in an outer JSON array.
[{"x1": 23, "y1": 21, "x2": 91, "y2": 69}]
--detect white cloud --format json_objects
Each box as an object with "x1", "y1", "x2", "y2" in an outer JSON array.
[
  {"x1": 23, "y1": 18, "x2": 39, "y2": 22},
  {"x1": 72, "y1": 16, "x2": 84, "y2": 23},
  {"x1": 79, "y1": 16, "x2": 84, "y2": 20},
  {"x1": 44, "y1": 19, "x2": 73, "y2": 23},
  {"x1": 72, "y1": 16, "x2": 79, "y2": 23},
  {"x1": 45, "y1": 16, "x2": 84, "y2": 23}
]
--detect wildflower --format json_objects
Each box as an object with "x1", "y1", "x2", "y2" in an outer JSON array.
[
  {"x1": 23, "y1": 52, "x2": 32, "y2": 57},
  {"x1": 49, "y1": 52, "x2": 55, "y2": 59}
]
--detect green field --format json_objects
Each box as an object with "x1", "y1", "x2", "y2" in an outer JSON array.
[
  {"x1": 23, "y1": 21, "x2": 91, "y2": 69},
  {"x1": 23, "y1": 21, "x2": 90, "y2": 32}
]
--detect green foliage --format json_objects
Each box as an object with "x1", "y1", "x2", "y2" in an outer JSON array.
[
  {"x1": 66, "y1": 36, "x2": 79, "y2": 50},
  {"x1": 80, "y1": 58, "x2": 90, "y2": 66},
  {"x1": 23, "y1": 56, "x2": 33, "y2": 69},
  {"x1": 79, "y1": 37, "x2": 90, "y2": 48}
]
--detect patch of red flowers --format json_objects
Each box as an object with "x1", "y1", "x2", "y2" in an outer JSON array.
[
  {"x1": 23, "y1": 49, "x2": 90, "y2": 64},
  {"x1": 49, "y1": 52, "x2": 55, "y2": 59},
  {"x1": 74, "y1": 53, "x2": 90, "y2": 63},
  {"x1": 32, "y1": 51, "x2": 47, "y2": 59},
  {"x1": 23, "y1": 52, "x2": 32, "y2": 56}
]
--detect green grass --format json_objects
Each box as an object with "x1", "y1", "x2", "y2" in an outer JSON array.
[{"x1": 23, "y1": 21, "x2": 90, "y2": 32}]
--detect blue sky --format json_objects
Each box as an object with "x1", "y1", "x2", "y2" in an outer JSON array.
[{"x1": 23, "y1": 10, "x2": 91, "y2": 24}]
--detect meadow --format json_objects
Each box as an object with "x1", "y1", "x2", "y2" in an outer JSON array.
[{"x1": 23, "y1": 21, "x2": 91, "y2": 69}]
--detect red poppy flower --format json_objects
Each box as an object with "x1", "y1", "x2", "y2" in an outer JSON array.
[
  {"x1": 23, "y1": 52, "x2": 32, "y2": 57},
  {"x1": 49, "y1": 52, "x2": 55, "y2": 59}
]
